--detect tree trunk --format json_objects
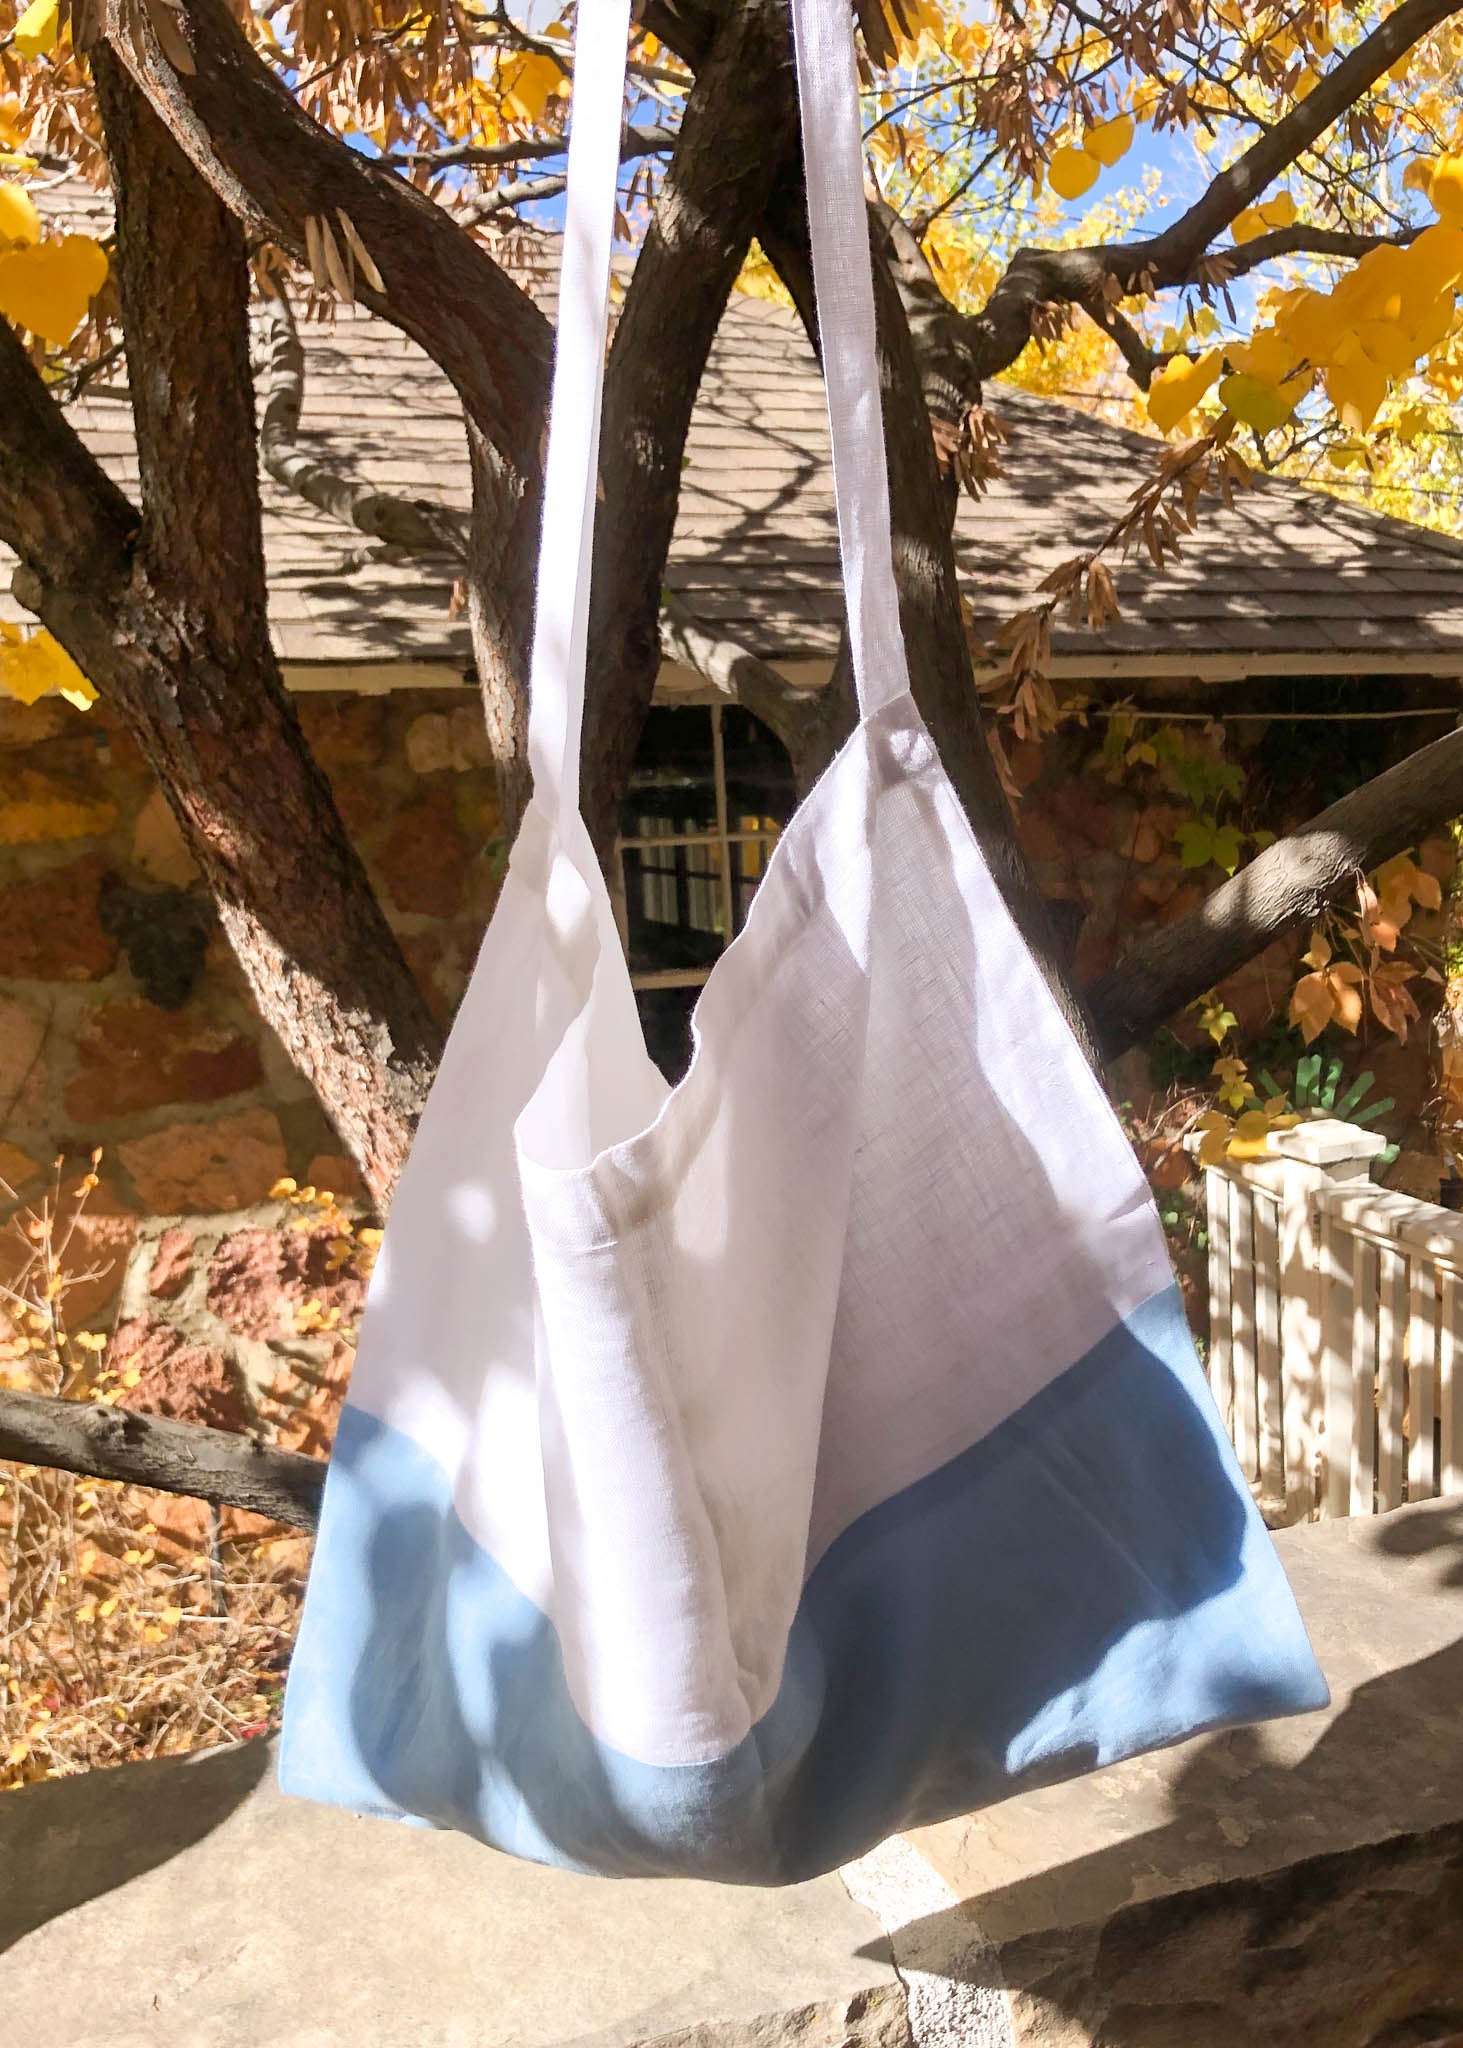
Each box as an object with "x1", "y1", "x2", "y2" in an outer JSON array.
[{"x1": 65, "y1": 56, "x2": 442, "y2": 1201}]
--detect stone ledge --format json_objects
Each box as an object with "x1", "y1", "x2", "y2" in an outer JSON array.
[
  {"x1": 904, "y1": 1497, "x2": 1463, "y2": 2046},
  {"x1": 0, "y1": 1738, "x2": 909, "y2": 2048}
]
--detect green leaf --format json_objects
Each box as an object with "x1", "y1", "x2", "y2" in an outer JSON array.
[
  {"x1": 1174, "y1": 820, "x2": 1216, "y2": 868},
  {"x1": 1352, "y1": 1096, "x2": 1396, "y2": 1127},
  {"x1": 1336, "y1": 1070, "x2": 1376, "y2": 1118}
]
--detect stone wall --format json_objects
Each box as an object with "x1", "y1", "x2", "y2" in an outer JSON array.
[{"x1": 0, "y1": 685, "x2": 502, "y2": 1331}]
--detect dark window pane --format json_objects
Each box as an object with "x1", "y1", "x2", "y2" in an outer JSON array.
[
  {"x1": 622, "y1": 838, "x2": 725, "y2": 974},
  {"x1": 618, "y1": 706, "x2": 717, "y2": 837},
  {"x1": 722, "y1": 706, "x2": 797, "y2": 825}
]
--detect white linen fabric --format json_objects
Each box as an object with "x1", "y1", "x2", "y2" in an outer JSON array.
[{"x1": 279, "y1": 0, "x2": 1327, "y2": 1883}]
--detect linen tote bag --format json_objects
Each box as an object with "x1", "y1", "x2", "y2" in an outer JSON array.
[{"x1": 279, "y1": 0, "x2": 1327, "y2": 1884}]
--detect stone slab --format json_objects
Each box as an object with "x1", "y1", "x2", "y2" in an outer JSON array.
[
  {"x1": 908, "y1": 1496, "x2": 1463, "y2": 1941},
  {"x1": 994, "y1": 1816, "x2": 1463, "y2": 2048},
  {"x1": 0, "y1": 1739, "x2": 909, "y2": 2048}
]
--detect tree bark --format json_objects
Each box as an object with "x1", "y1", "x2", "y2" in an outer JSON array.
[
  {"x1": 0, "y1": 1391, "x2": 323, "y2": 1530},
  {"x1": 0, "y1": 56, "x2": 445, "y2": 1203},
  {"x1": 1089, "y1": 724, "x2": 1463, "y2": 1058}
]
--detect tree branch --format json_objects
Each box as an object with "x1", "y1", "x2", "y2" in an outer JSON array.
[
  {"x1": 1146, "y1": 0, "x2": 1460, "y2": 274},
  {"x1": 1089, "y1": 725, "x2": 1463, "y2": 1057},
  {"x1": 383, "y1": 124, "x2": 678, "y2": 172},
  {"x1": 889, "y1": 0, "x2": 1463, "y2": 406},
  {"x1": 1216, "y1": 223, "x2": 1419, "y2": 283},
  {"x1": 253, "y1": 292, "x2": 469, "y2": 560},
  {"x1": 98, "y1": 0, "x2": 552, "y2": 479},
  {"x1": 658, "y1": 594, "x2": 849, "y2": 794},
  {"x1": 96, "y1": 0, "x2": 556, "y2": 841},
  {"x1": 0, "y1": 1391, "x2": 324, "y2": 1530},
  {"x1": 758, "y1": 168, "x2": 1102, "y2": 1069}
]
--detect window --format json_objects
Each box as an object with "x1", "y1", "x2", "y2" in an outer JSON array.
[{"x1": 612, "y1": 704, "x2": 796, "y2": 1078}]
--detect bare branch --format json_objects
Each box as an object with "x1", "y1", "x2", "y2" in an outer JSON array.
[
  {"x1": 1090, "y1": 725, "x2": 1463, "y2": 1057},
  {"x1": 383, "y1": 124, "x2": 678, "y2": 173},
  {"x1": 0, "y1": 1391, "x2": 324, "y2": 1530},
  {"x1": 658, "y1": 594, "x2": 849, "y2": 792},
  {"x1": 254, "y1": 292, "x2": 469, "y2": 560},
  {"x1": 579, "y1": 0, "x2": 802, "y2": 853},
  {"x1": 1145, "y1": 0, "x2": 1461, "y2": 273},
  {"x1": 1217, "y1": 223, "x2": 1420, "y2": 283},
  {"x1": 456, "y1": 171, "x2": 568, "y2": 224}
]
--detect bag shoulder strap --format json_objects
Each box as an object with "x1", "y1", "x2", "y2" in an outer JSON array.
[
  {"x1": 790, "y1": 0, "x2": 911, "y2": 715},
  {"x1": 525, "y1": 0, "x2": 634, "y2": 825},
  {"x1": 526, "y1": 0, "x2": 909, "y2": 827}
]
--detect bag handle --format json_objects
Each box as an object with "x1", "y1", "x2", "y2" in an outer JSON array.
[
  {"x1": 788, "y1": 0, "x2": 911, "y2": 715},
  {"x1": 526, "y1": 0, "x2": 907, "y2": 826},
  {"x1": 525, "y1": 0, "x2": 634, "y2": 824}
]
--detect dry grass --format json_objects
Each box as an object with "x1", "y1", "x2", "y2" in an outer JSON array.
[{"x1": 1, "y1": 1158, "x2": 311, "y2": 1791}]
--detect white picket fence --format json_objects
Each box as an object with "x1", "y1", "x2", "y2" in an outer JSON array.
[{"x1": 1198, "y1": 1118, "x2": 1463, "y2": 1525}]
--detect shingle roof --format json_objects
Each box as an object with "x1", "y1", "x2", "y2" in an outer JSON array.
[{"x1": 7, "y1": 212, "x2": 1463, "y2": 684}]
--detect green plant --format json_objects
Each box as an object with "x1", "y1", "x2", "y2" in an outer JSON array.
[{"x1": 1256, "y1": 1052, "x2": 1400, "y2": 1164}]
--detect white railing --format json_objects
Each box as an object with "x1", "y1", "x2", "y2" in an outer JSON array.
[{"x1": 1198, "y1": 1119, "x2": 1462, "y2": 1525}]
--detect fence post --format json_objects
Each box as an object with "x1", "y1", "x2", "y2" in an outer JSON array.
[
  {"x1": 1194, "y1": 1120, "x2": 1386, "y2": 1523},
  {"x1": 1267, "y1": 1121, "x2": 1387, "y2": 1521}
]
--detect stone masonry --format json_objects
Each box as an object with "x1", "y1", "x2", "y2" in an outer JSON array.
[{"x1": 0, "y1": 686, "x2": 503, "y2": 1337}]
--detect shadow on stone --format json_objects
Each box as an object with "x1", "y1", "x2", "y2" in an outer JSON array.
[
  {"x1": 0, "y1": 1733, "x2": 271, "y2": 1956},
  {"x1": 853, "y1": 1502, "x2": 1463, "y2": 2046}
]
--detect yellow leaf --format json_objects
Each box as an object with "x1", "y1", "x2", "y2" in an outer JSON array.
[
  {"x1": 1227, "y1": 1132, "x2": 1272, "y2": 1162},
  {"x1": 1146, "y1": 349, "x2": 1221, "y2": 434},
  {"x1": 97, "y1": 1595, "x2": 118, "y2": 1618},
  {"x1": 1198, "y1": 1125, "x2": 1232, "y2": 1168},
  {"x1": 1429, "y1": 155, "x2": 1463, "y2": 226},
  {"x1": 1290, "y1": 972, "x2": 1336, "y2": 1045},
  {"x1": 1233, "y1": 1110, "x2": 1271, "y2": 1144},
  {"x1": 0, "y1": 625, "x2": 95, "y2": 708},
  {"x1": 1353, "y1": 318, "x2": 1421, "y2": 378},
  {"x1": 160, "y1": 1605, "x2": 183, "y2": 1627},
  {"x1": 1404, "y1": 157, "x2": 1437, "y2": 199},
  {"x1": 0, "y1": 183, "x2": 40, "y2": 248},
  {"x1": 498, "y1": 52, "x2": 564, "y2": 127},
  {"x1": 1085, "y1": 113, "x2": 1134, "y2": 168},
  {"x1": 1325, "y1": 348, "x2": 1389, "y2": 433},
  {"x1": 5, "y1": 1741, "x2": 28, "y2": 1766},
  {"x1": 0, "y1": 233, "x2": 108, "y2": 345},
  {"x1": 1274, "y1": 287, "x2": 1335, "y2": 365},
  {"x1": 1218, "y1": 371, "x2": 1298, "y2": 435},
  {"x1": 12, "y1": 0, "x2": 59, "y2": 59},
  {"x1": 1048, "y1": 146, "x2": 1100, "y2": 202}
]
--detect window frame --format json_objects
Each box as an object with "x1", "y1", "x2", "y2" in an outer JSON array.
[{"x1": 610, "y1": 702, "x2": 784, "y2": 993}]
